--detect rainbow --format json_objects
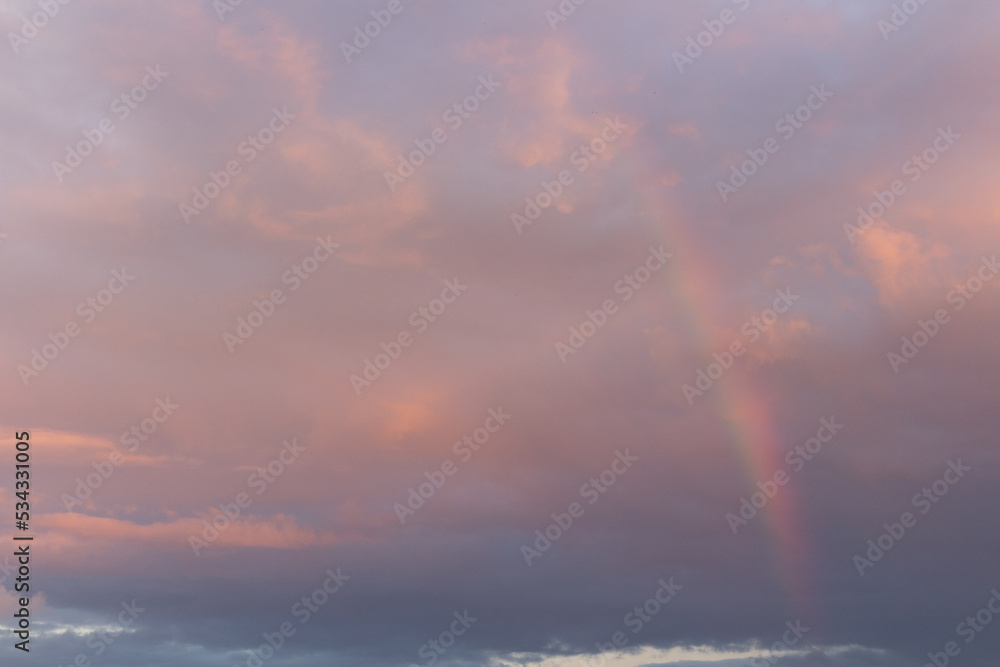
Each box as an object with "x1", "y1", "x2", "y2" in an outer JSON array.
[{"x1": 639, "y1": 169, "x2": 819, "y2": 624}]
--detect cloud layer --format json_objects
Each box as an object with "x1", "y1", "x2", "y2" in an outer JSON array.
[{"x1": 2, "y1": 0, "x2": 1000, "y2": 665}]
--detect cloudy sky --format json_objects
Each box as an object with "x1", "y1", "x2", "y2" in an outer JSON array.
[{"x1": 2, "y1": 0, "x2": 1000, "y2": 665}]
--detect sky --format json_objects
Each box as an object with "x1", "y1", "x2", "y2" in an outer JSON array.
[{"x1": 1, "y1": 0, "x2": 1000, "y2": 665}]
